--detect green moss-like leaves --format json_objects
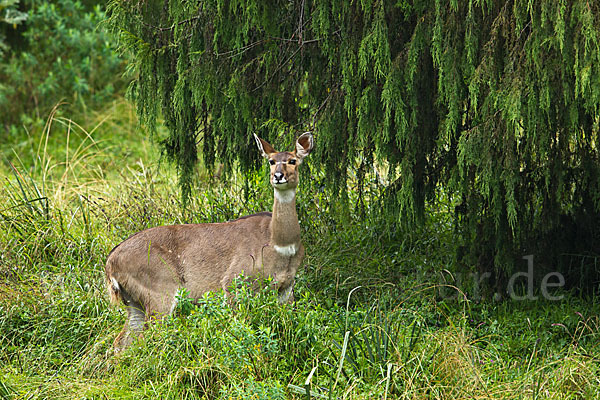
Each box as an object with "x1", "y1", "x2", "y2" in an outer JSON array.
[{"x1": 108, "y1": 0, "x2": 600, "y2": 278}]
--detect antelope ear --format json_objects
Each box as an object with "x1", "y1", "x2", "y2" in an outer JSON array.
[
  {"x1": 295, "y1": 132, "x2": 314, "y2": 161},
  {"x1": 254, "y1": 133, "x2": 277, "y2": 158}
]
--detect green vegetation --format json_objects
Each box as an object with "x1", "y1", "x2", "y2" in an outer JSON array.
[
  {"x1": 0, "y1": 0, "x2": 125, "y2": 132},
  {"x1": 1, "y1": 1, "x2": 600, "y2": 399},
  {"x1": 1, "y1": 106, "x2": 599, "y2": 398},
  {"x1": 106, "y1": 0, "x2": 600, "y2": 283}
]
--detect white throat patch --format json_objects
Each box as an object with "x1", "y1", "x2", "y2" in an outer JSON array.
[
  {"x1": 274, "y1": 189, "x2": 296, "y2": 204},
  {"x1": 274, "y1": 243, "x2": 298, "y2": 257}
]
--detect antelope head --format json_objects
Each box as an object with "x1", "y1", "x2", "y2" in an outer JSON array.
[{"x1": 254, "y1": 132, "x2": 314, "y2": 191}]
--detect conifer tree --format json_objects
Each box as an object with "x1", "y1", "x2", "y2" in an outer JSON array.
[{"x1": 108, "y1": 0, "x2": 600, "y2": 285}]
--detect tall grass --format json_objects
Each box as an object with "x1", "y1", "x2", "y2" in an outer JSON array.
[{"x1": 1, "y1": 103, "x2": 599, "y2": 399}]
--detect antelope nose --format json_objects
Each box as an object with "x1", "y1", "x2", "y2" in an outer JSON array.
[{"x1": 274, "y1": 172, "x2": 284, "y2": 181}]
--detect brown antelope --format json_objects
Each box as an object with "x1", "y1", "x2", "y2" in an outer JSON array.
[{"x1": 104, "y1": 133, "x2": 313, "y2": 349}]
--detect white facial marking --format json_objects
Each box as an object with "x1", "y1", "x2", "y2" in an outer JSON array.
[
  {"x1": 274, "y1": 243, "x2": 297, "y2": 257},
  {"x1": 274, "y1": 188, "x2": 296, "y2": 203}
]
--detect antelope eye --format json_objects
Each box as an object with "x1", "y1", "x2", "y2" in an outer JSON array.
[
  {"x1": 269, "y1": 159, "x2": 276, "y2": 165},
  {"x1": 288, "y1": 159, "x2": 297, "y2": 165}
]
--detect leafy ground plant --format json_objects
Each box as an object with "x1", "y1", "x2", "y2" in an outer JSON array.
[
  {"x1": 0, "y1": 0, "x2": 125, "y2": 131},
  {"x1": 1, "y1": 105, "x2": 600, "y2": 399}
]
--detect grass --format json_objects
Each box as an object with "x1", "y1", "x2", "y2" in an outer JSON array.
[{"x1": 1, "y1": 101, "x2": 600, "y2": 399}]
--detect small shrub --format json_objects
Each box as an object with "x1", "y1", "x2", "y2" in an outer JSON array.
[
  {"x1": 0, "y1": 0, "x2": 125, "y2": 132},
  {"x1": 219, "y1": 378, "x2": 286, "y2": 400}
]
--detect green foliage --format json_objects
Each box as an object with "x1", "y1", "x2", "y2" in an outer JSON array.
[
  {"x1": 0, "y1": 0, "x2": 125, "y2": 133},
  {"x1": 334, "y1": 302, "x2": 412, "y2": 384},
  {"x1": 220, "y1": 378, "x2": 286, "y2": 400},
  {"x1": 0, "y1": 0, "x2": 27, "y2": 56},
  {"x1": 1, "y1": 112, "x2": 600, "y2": 399},
  {"x1": 107, "y1": 0, "x2": 600, "y2": 281}
]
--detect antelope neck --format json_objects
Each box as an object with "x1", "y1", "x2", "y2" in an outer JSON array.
[{"x1": 270, "y1": 188, "x2": 301, "y2": 250}]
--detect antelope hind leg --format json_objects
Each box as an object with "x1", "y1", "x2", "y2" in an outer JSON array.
[{"x1": 113, "y1": 288, "x2": 146, "y2": 351}]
